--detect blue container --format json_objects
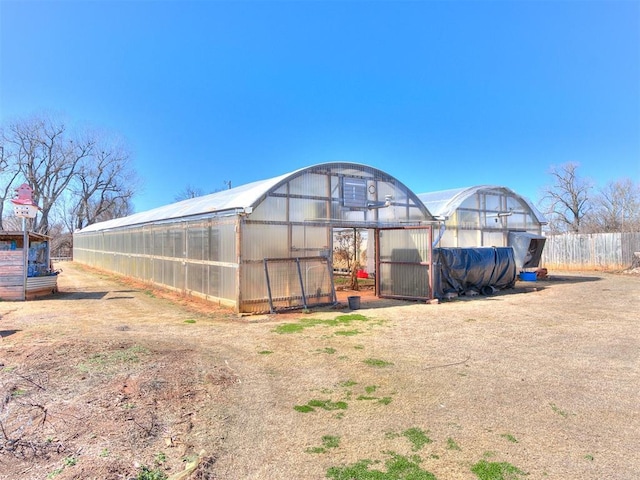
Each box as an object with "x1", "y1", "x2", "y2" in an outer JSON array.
[{"x1": 519, "y1": 271, "x2": 537, "y2": 282}]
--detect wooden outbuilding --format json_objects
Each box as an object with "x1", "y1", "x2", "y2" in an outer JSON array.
[{"x1": 0, "y1": 231, "x2": 59, "y2": 301}]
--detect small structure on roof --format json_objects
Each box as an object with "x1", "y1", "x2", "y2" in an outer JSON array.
[{"x1": 74, "y1": 162, "x2": 436, "y2": 313}]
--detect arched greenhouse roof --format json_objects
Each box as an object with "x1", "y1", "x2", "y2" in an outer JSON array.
[
  {"x1": 418, "y1": 185, "x2": 547, "y2": 224},
  {"x1": 77, "y1": 162, "x2": 434, "y2": 233}
]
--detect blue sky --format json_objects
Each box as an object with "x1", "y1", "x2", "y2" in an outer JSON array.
[{"x1": 1, "y1": 0, "x2": 638, "y2": 213}]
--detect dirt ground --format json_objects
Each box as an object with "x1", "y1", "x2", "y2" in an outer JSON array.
[{"x1": 0, "y1": 262, "x2": 638, "y2": 480}]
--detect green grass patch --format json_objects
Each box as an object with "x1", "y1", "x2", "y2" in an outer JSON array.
[
  {"x1": 446, "y1": 437, "x2": 462, "y2": 451},
  {"x1": 295, "y1": 399, "x2": 348, "y2": 413},
  {"x1": 549, "y1": 403, "x2": 570, "y2": 418},
  {"x1": 327, "y1": 452, "x2": 436, "y2": 480},
  {"x1": 11, "y1": 388, "x2": 27, "y2": 397},
  {"x1": 274, "y1": 314, "x2": 371, "y2": 334},
  {"x1": 317, "y1": 347, "x2": 337, "y2": 354},
  {"x1": 500, "y1": 433, "x2": 518, "y2": 443},
  {"x1": 339, "y1": 380, "x2": 358, "y2": 387},
  {"x1": 307, "y1": 435, "x2": 341, "y2": 454},
  {"x1": 471, "y1": 459, "x2": 527, "y2": 480},
  {"x1": 136, "y1": 465, "x2": 167, "y2": 480},
  {"x1": 183, "y1": 319, "x2": 196, "y2": 324},
  {"x1": 335, "y1": 329, "x2": 361, "y2": 336},
  {"x1": 378, "y1": 397, "x2": 392, "y2": 405},
  {"x1": 386, "y1": 428, "x2": 432, "y2": 451},
  {"x1": 356, "y1": 395, "x2": 378, "y2": 401},
  {"x1": 275, "y1": 323, "x2": 306, "y2": 334},
  {"x1": 258, "y1": 350, "x2": 273, "y2": 355},
  {"x1": 363, "y1": 358, "x2": 394, "y2": 368},
  {"x1": 294, "y1": 405, "x2": 315, "y2": 413},
  {"x1": 365, "y1": 385, "x2": 378, "y2": 394}
]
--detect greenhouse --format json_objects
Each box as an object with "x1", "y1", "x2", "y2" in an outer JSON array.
[
  {"x1": 418, "y1": 185, "x2": 548, "y2": 269},
  {"x1": 73, "y1": 162, "x2": 436, "y2": 313}
]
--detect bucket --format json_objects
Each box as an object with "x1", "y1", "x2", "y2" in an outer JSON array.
[
  {"x1": 347, "y1": 295, "x2": 361, "y2": 310},
  {"x1": 519, "y1": 271, "x2": 537, "y2": 282}
]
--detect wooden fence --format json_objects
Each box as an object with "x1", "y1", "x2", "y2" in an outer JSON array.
[{"x1": 541, "y1": 232, "x2": 640, "y2": 270}]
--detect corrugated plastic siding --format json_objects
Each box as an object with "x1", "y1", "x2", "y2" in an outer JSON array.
[{"x1": 74, "y1": 218, "x2": 238, "y2": 306}]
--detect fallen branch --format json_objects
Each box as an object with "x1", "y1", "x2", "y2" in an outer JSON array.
[{"x1": 423, "y1": 355, "x2": 471, "y2": 370}]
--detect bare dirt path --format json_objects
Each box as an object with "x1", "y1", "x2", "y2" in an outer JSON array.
[{"x1": 0, "y1": 262, "x2": 638, "y2": 479}]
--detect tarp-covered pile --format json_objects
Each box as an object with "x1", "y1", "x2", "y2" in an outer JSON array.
[{"x1": 433, "y1": 247, "x2": 517, "y2": 298}]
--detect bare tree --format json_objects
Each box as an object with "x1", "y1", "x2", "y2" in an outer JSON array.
[
  {"x1": 0, "y1": 141, "x2": 23, "y2": 231},
  {"x1": 584, "y1": 178, "x2": 640, "y2": 233},
  {"x1": 174, "y1": 184, "x2": 205, "y2": 202},
  {"x1": 3, "y1": 114, "x2": 93, "y2": 234},
  {"x1": 71, "y1": 134, "x2": 138, "y2": 230},
  {"x1": 540, "y1": 162, "x2": 594, "y2": 233}
]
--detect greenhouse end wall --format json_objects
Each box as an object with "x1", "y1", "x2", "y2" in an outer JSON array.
[
  {"x1": 435, "y1": 189, "x2": 544, "y2": 248},
  {"x1": 73, "y1": 216, "x2": 239, "y2": 308}
]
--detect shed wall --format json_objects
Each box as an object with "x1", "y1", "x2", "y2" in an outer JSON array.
[{"x1": 0, "y1": 250, "x2": 24, "y2": 301}]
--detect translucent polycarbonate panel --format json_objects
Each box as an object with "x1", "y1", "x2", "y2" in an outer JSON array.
[
  {"x1": 266, "y1": 261, "x2": 302, "y2": 299},
  {"x1": 378, "y1": 229, "x2": 430, "y2": 262},
  {"x1": 291, "y1": 225, "x2": 330, "y2": 253},
  {"x1": 298, "y1": 257, "x2": 333, "y2": 303},
  {"x1": 378, "y1": 228, "x2": 431, "y2": 299},
  {"x1": 240, "y1": 262, "x2": 270, "y2": 307},
  {"x1": 506, "y1": 213, "x2": 528, "y2": 230},
  {"x1": 458, "y1": 210, "x2": 480, "y2": 228},
  {"x1": 187, "y1": 225, "x2": 208, "y2": 260},
  {"x1": 169, "y1": 228, "x2": 185, "y2": 259},
  {"x1": 143, "y1": 228, "x2": 152, "y2": 255},
  {"x1": 213, "y1": 265, "x2": 236, "y2": 300},
  {"x1": 272, "y1": 184, "x2": 287, "y2": 195},
  {"x1": 187, "y1": 263, "x2": 205, "y2": 293},
  {"x1": 437, "y1": 229, "x2": 457, "y2": 247},
  {"x1": 217, "y1": 222, "x2": 237, "y2": 263},
  {"x1": 378, "y1": 262, "x2": 430, "y2": 298},
  {"x1": 460, "y1": 194, "x2": 480, "y2": 211},
  {"x1": 483, "y1": 214, "x2": 501, "y2": 228},
  {"x1": 457, "y1": 229, "x2": 480, "y2": 246},
  {"x1": 483, "y1": 193, "x2": 503, "y2": 212},
  {"x1": 242, "y1": 224, "x2": 289, "y2": 260},
  {"x1": 506, "y1": 195, "x2": 524, "y2": 212},
  {"x1": 289, "y1": 172, "x2": 329, "y2": 196},
  {"x1": 152, "y1": 229, "x2": 165, "y2": 256},
  {"x1": 289, "y1": 197, "x2": 328, "y2": 222},
  {"x1": 341, "y1": 209, "x2": 366, "y2": 223},
  {"x1": 482, "y1": 231, "x2": 506, "y2": 247},
  {"x1": 250, "y1": 196, "x2": 288, "y2": 222}
]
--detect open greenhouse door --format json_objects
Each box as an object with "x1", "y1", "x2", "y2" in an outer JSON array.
[{"x1": 376, "y1": 226, "x2": 433, "y2": 301}]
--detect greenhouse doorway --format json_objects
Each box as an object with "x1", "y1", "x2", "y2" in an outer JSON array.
[
  {"x1": 331, "y1": 225, "x2": 434, "y2": 301},
  {"x1": 375, "y1": 226, "x2": 434, "y2": 301}
]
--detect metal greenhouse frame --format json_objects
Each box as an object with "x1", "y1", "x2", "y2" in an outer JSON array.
[{"x1": 73, "y1": 162, "x2": 436, "y2": 313}]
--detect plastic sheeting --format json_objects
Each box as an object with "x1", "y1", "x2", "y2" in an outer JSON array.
[
  {"x1": 433, "y1": 247, "x2": 517, "y2": 298},
  {"x1": 508, "y1": 232, "x2": 546, "y2": 270}
]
